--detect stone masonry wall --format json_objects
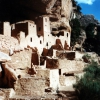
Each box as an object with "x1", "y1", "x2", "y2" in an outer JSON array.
[
  {"x1": 9, "y1": 49, "x2": 32, "y2": 69},
  {"x1": 14, "y1": 77, "x2": 46, "y2": 96},
  {"x1": 0, "y1": 35, "x2": 19, "y2": 52},
  {"x1": 58, "y1": 59, "x2": 85, "y2": 72}
]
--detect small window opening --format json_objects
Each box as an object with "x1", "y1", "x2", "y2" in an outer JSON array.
[
  {"x1": 59, "y1": 69, "x2": 61, "y2": 75},
  {"x1": 30, "y1": 37, "x2": 32, "y2": 42},
  {"x1": 45, "y1": 18, "x2": 47, "y2": 22},
  {"x1": 46, "y1": 42, "x2": 48, "y2": 46},
  {"x1": 63, "y1": 73, "x2": 74, "y2": 76},
  {"x1": 40, "y1": 40, "x2": 42, "y2": 44},
  {"x1": 39, "y1": 27, "x2": 41, "y2": 31},
  {"x1": 67, "y1": 33, "x2": 68, "y2": 37}
]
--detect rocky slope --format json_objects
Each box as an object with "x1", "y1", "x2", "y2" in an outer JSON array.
[
  {"x1": 70, "y1": 13, "x2": 100, "y2": 51},
  {"x1": 79, "y1": 15, "x2": 99, "y2": 28}
]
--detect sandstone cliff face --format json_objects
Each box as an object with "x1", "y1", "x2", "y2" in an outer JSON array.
[
  {"x1": 17, "y1": 0, "x2": 73, "y2": 23},
  {"x1": 50, "y1": 0, "x2": 73, "y2": 20},
  {"x1": 61, "y1": 0, "x2": 73, "y2": 20},
  {"x1": 49, "y1": 0, "x2": 73, "y2": 36},
  {"x1": 0, "y1": 0, "x2": 74, "y2": 23}
]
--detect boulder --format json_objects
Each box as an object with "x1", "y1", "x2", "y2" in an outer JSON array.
[
  {"x1": 0, "y1": 90, "x2": 5, "y2": 100},
  {"x1": 0, "y1": 63, "x2": 17, "y2": 88}
]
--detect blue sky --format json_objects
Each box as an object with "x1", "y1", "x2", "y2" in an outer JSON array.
[{"x1": 75, "y1": 0, "x2": 100, "y2": 22}]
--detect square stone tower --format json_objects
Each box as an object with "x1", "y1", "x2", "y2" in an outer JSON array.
[{"x1": 36, "y1": 16, "x2": 51, "y2": 48}]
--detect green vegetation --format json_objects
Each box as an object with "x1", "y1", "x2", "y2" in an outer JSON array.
[
  {"x1": 70, "y1": 1, "x2": 100, "y2": 56},
  {"x1": 70, "y1": 18, "x2": 81, "y2": 46},
  {"x1": 72, "y1": 0, "x2": 77, "y2": 7},
  {"x1": 70, "y1": 0, "x2": 82, "y2": 46},
  {"x1": 83, "y1": 24, "x2": 100, "y2": 55},
  {"x1": 72, "y1": 0, "x2": 82, "y2": 13},
  {"x1": 82, "y1": 54, "x2": 91, "y2": 63},
  {"x1": 85, "y1": 23, "x2": 96, "y2": 38},
  {"x1": 73, "y1": 61, "x2": 100, "y2": 100},
  {"x1": 82, "y1": 54, "x2": 91, "y2": 59},
  {"x1": 96, "y1": 26, "x2": 100, "y2": 40},
  {"x1": 77, "y1": 5, "x2": 82, "y2": 13}
]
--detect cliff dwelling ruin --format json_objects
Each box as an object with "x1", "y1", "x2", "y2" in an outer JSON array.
[{"x1": 0, "y1": 0, "x2": 85, "y2": 99}]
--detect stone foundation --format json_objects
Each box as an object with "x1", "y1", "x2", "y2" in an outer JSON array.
[{"x1": 14, "y1": 77, "x2": 46, "y2": 96}]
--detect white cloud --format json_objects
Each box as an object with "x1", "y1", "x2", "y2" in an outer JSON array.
[{"x1": 75, "y1": 0, "x2": 96, "y2": 5}]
